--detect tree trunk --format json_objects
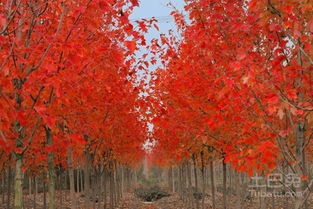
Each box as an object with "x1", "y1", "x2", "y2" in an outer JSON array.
[
  {"x1": 200, "y1": 152, "x2": 205, "y2": 209},
  {"x1": 178, "y1": 165, "x2": 182, "y2": 199},
  {"x1": 171, "y1": 166, "x2": 175, "y2": 193},
  {"x1": 43, "y1": 176, "x2": 47, "y2": 209},
  {"x1": 210, "y1": 161, "x2": 216, "y2": 209},
  {"x1": 113, "y1": 167, "x2": 117, "y2": 207},
  {"x1": 29, "y1": 177, "x2": 32, "y2": 197},
  {"x1": 121, "y1": 166, "x2": 124, "y2": 197},
  {"x1": 109, "y1": 169, "x2": 114, "y2": 209},
  {"x1": 193, "y1": 155, "x2": 200, "y2": 209},
  {"x1": 68, "y1": 148, "x2": 76, "y2": 209},
  {"x1": 84, "y1": 151, "x2": 91, "y2": 209},
  {"x1": 59, "y1": 172, "x2": 62, "y2": 207},
  {"x1": 235, "y1": 171, "x2": 241, "y2": 209},
  {"x1": 80, "y1": 170, "x2": 84, "y2": 193},
  {"x1": 103, "y1": 169, "x2": 107, "y2": 209},
  {"x1": 222, "y1": 159, "x2": 227, "y2": 209},
  {"x1": 14, "y1": 156, "x2": 24, "y2": 209},
  {"x1": 33, "y1": 177, "x2": 37, "y2": 209},
  {"x1": 46, "y1": 127, "x2": 56, "y2": 209},
  {"x1": 2, "y1": 174, "x2": 4, "y2": 205},
  {"x1": 295, "y1": 122, "x2": 305, "y2": 209},
  {"x1": 7, "y1": 168, "x2": 12, "y2": 209},
  {"x1": 187, "y1": 161, "x2": 194, "y2": 209}
]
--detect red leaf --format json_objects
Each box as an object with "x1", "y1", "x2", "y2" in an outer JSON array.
[
  {"x1": 70, "y1": 134, "x2": 86, "y2": 144},
  {"x1": 153, "y1": 24, "x2": 159, "y2": 31},
  {"x1": 138, "y1": 21, "x2": 147, "y2": 32},
  {"x1": 15, "y1": 147, "x2": 23, "y2": 154},
  {"x1": 125, "y1": 40, "x2": 137, "y2": 52},
  {"x1": 34, "y1": 105, "x2": 47, "y2": 117},
  {"x1": 237, "y1": 48, "x2": 247, "y2": 60},
  {"x1": 16, "y1": 110, "x2": 27, "y2": 126},
  {"x1": 283, "y1": 5, "x2": 294, "y2": 14},
  {"x1": 287, "y1": 89, "x2": 297, "y2": 100},
  {"x1": 45, "y1": 115, "x2": 57, "y2": 129},
  {"x1": 308, "y1": 18, "x2": 313, "y2": 33},
  {"x1": 46, "y1": 145, "x2": 54, "y2": 153},
  {"x1": 266, "y1": 94, "x2": 279, "y2": 105},
  {"x1": 0, "y1": 15, "x2": 6, "y2": 27},
  {"x1": 130, "y1": 0, "x2": 139, "y2": 7},
  {"x1": 279, "y1": 130, "x2": 288, "y2": 137},
  {"x1": 0, "y1": 139, "x2": 6, "y2": 148}
]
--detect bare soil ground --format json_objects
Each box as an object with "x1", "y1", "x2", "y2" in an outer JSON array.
[{"x1": 1, "y1": 190, "x2": 312, "y2": 209}]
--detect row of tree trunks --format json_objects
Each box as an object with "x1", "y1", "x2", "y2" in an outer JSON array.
[
  {"x1": 1, "y1": 158, "x2": 135, "y2": 209},
  {"x1": 167, "y1": 155, "x2": 313, "y2": 209}
]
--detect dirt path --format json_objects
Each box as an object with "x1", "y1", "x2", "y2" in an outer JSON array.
[{"x1": 117, "y1": 193, "x2": 187, "y2": 209}]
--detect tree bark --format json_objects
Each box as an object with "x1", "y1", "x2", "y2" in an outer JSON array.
[
  {"x1": 235, "y1": 171, "x2": 241, "y2": 209},
  {"x1": 45, "y1": 127, "x2": 56, "y2": 209},
  {"x1": 103, "y1": 169, "x2": 108, "y2": 209},
  {"x1": 295, "y1": 122, "x2": 305, "y2": 209},
  {"x1": 200, "y1": 152, "x2": 205, "y2": 209},
  {"x1": 43, "y1": 175, "x2": 47, "y2": 209},
  {"x1": 14, "y1": 156, "x2": 24, "y2": 209},
  {"x1": 210, "y1": 161, "x2": 216, "y2": 209},
  {"x1": 7, "y1": 168, "x2": 12, "y2": 209},
  {"x1": 68, "y1": 147, "x2": 76, "y2": 209},
  {"x1": 193, "y1": 155, "x2": 200, "y2": 209},
  {"x1": 33, "y1": 177, "x2": 37, "y2": 209},
  {"x1": 2, "y1": 174, "x2": 4, "y2": 205},
  {"x1": 109, "y1": 168, "x2": 114, "y2": 209},
  {"x1": 222, "y1": 159, "x2": 227, "y2": 209},
  {"x1": 187, "y1": 161, "x2": 194, "y2": 209},
  {"x1": 84, "y1": 151, "x2": 91, "y2": 209},
  {"x1": 171, "y1": 166, "x2": 175, "y2": 193}
]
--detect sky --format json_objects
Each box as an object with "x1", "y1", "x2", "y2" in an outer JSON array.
[
  {"x1": 130, "y1": 0, "x2": 185, "y2": 41},
  {"x1": 130, "y1": 1, "x2": 186, "y2": 148},
  {"x1": 130, "y1": 0, "x2": 186, "y2": 85}
]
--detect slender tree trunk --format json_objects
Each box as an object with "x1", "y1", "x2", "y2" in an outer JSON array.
[
  {"x1": 178, "y1": 165, "x2": 182, "y2": 199},
  {"x1": 80, "y1": 170, "x2": 84, "y2": 193},
  {"x1": 14, "y1": 156, "x2": 24, "y2": 209},
  {"x1": 84, "y1": 151, "x2": 91, "y2": 209},
  {"x1": 45, "y1": 127, "x2": 56, "y2": 209},
  {"x1": 92, "y1": 168, "x2": 97, "y2": 209},
  {"x1": 59, "y1": 172, "x2": 62, "y2": 207},
  {"x1": 29, "y1": 177, "x2": 32, "y2": 197},
  {"x1": 113, "y1": 167, "x2": 117, "y2": 207},
  {"x1": 210, "y1": 161, "x2": 216, "y2": 209},
  {"x1": 168, "y1": 168, "x2": 171, "y2": 189},
  {"x1": 109, "y1": 169, "x2": 114, "y2": 209},
  {"x1": 103, "y1": 169, "x2": 107, "y2": 209},
  {"x1": 7, "y1": 168, "x2": 12, "y2": 209},
  {"x1": 76, "y1": 170, "x2": 79, "y2": 193},
  {"x1": 121, "y1": 166, "x2": 124, "y2": 198},
  {"x1": 200, "y1": 152, "x2": 205, "y2": 209},
  {"x1": 295, "y1": 122, "x2": 305, "y2": 209},
  {"x1": 43, "y1": 176, "x2": 47, "y2": 209},
  {"x1": 193, "y1": 155, "x2": 200, "y2": 209},
  {"x1": 182, "y1": 162, "x2": 188, "y2": 202},
  {"x1": 33, "y1": 177, "x2": 37, "y2": 209},
  {"x1": 171, "y1": 166, "x2": 175, "y2": 193},
  {"x1": 222, "y1": 159, "x2": 227, "y2": 209},
  {"x1": 2, "y1": 174, "x2": 4, "y2": 205},
  {"x1": 235, "y1": 171, "x2": 241, "y2": 209},
  {"x1": 187, "y1": 161, "x2": 194, "y2": 209},
  {"x1": 68, "y1": 148, "x2": 76, "y2": 209}
]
